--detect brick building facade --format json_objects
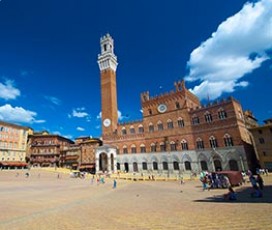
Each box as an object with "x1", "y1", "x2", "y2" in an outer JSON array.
[
  {"x1": 28, "y1": 132, "x2": 74, "y2": 167},
  {"x1": 250, "y1": 119, "x2": 272, "y2": 171},
  {"x1": 97, "y1": 34, "x2": 257, "y2": 175}
]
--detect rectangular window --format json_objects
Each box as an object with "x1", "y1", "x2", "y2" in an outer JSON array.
[
  {"x1": 192, "y1": 117, "x2": 199, "y2": 125},
  {"x1": 196, "y1": 141, "x2": 204, "y2": 149},
  {"x1": 259, "y1": 138, "x2": 265, "y2": 144}
]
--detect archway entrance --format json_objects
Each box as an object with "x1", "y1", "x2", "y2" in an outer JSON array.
[
  {"x1": 99, "y1": 153, "x2": 108, "y2": 172},
  {"x1": 229, "y1": 159, "x2": 239, "y2": 171},
  {"x1": 214, "y1": 160, "x2": 222, "y2": 171}
]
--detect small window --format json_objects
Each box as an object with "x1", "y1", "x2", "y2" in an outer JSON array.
[
  {"x1": 123, "y1": 147, "x2": 128, "y2": 154},
  {"x1": 153, "y1": 162, "x2": 158, "y2": 170},
  {"x1": 259, "y1": 138, "x2": 265, "y2": 144},
  {"x1": 170, "y1": 142, "x2": 177, "y2": 151},
  {"x1": 138, "y1": 126, "x2": 144, "y2": 134},
  {"x1": 173, "y1": 161, "x2": 179, "y2": 170},
  {"x1": 177, "y1": 119, "x2": 184, "y2": 128},
  {"x1": 162, "y1": 162, "x2": 168, "y2": 170},
  {"x1": 205, "y1": 113, "x2": 213, "y2": 123},
  {"x1": 148, "y1": 109, "x2": 152, "y2": 115},
  {"x1": 167, "y1": 120, "x2": 174, "y2": 129},
  {"x1": 192, "y1": 117, "x2": 199, "y2": 125},
  {"x1": 140, "y1": 145, "x2": 146, "y2": 153},
  {"x1": 218, "y1": 110, "x2": 227, "y2": 119},
  {"x1": 196, "y1": 139, "x2": 204, "y2": 149},
  {"x1": 103, "y1": 44, "x2": 107, "y2": 51},
  {"x1": 176, "y1": 102, "x2": 180, "y2": 109},
  {"x1": 184, "y1": 161, "x2": 191, "y2": 171},
  {"x1": 160, "y1": 143, "x2": 166, "y2": 152},
  {"x1": 151, "y1": 143, "x2": 157, "y2": 152},
  {"x1": 209, "y1": 137, "x2": 218, "y2": 148},
  {"x1": 224, "y1": 134, "x2": 233, "y2": 147},
  {"x1": 131, "y1": 146, "x2": 137, "y2": 153},
  {"x1": 157, "y1": 122, "x2": 164, "y2": 131},
  {"x1": 149, "y1": 124, "x2": 154, "y2": 133},
  {"x1": 130, "y1": 127, "x2": 135, "y2": 134},
  {"x1": 142, "y1": 162, "x2": 148, "y2": 170},
  {"x1": 122, "y1": 128, "x2": 127, "y2": 135}
]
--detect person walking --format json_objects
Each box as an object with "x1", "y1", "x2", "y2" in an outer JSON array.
[{"x1": 113, "y1": 179, "x2": 117, "y2": 189}]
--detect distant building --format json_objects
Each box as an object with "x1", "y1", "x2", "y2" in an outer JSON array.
[
  {"x1": 0, "y1": 120, "x2": 32, "y2": 169},
  {"x1": 28, "y1": 132, "x2": 74, "y2": 167},
  {"x1": 61, "y1": 136, "x2": 102, "y2": 173},
  {"x1": 249, "y1": 119, "x2": 272, "y2": 171},
  {"x1": 96, "y1": 34, "x2": 258, "y2": 174}
]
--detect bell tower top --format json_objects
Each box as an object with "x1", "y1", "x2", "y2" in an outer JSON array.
[{"x1": 98, "y1": 33, "x2": 118, "y2": 72}]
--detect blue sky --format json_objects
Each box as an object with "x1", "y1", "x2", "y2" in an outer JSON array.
[{"x1": 0, "y1": 0, "x2": 271, "y2": 140}]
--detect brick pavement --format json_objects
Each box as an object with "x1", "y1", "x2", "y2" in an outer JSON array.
[{"x1": 0, "y1": 169, "x2": 271, "y2": 230}]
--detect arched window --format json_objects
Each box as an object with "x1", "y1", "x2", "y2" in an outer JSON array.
[
  {"x1": 204, "y1": 112, "x2": 213, "y2": 123},
  {"x1": 192, "y1": 115, "x2": 200, "y2": 125},
  {"x1": 196, "y1": 138, "x2": 204, "y2": 149},
  {"x1": 177, "y1": 117, "x2": 185, "y2": 128},
  {"x1": 133, "y1": 162, "x2": 138, "y2": 172},
  {"x1": 138, "y1": 125, "x2": 144, "y2": 134},
  {"x1": 162, "y1": 161, "x2": 168, "y2": 170},
  {"x1": 218, "y1": 108, "x2": 227, "y2": 119},
  {"x1": 170, "y1": 141, "x2": 177, "y2": 151},
  {"x1": 173, "y1": 161, "x2": 179, "y2": 170},
  {"x1": 181, "y1": 139, "x2": 188, "y2": 150},
  {"x1": 116, "y1": 162, "x2": 120, "y2": 170},
  {"x1": 214, "y1": 160, "x2": 222, "y2": 171},
  {"x1": 150, "y1": 143, "x2": 157, "y2": 152},
  {"x1": 149, "y1": 123, "x2": 154, "y2": 133},
  {"x1": 229, "y1": 159, "x2": 239, "y2": 171},
  {"x1": 124, "y1": 162, "x2": 129, "y2": 172},
  {"x1": 142, "y1": 162, "x2": 147, "y2": 170},
  {"x1": 157, "y1": 121, "x2": 164, "y2": 131},
  {"x1": 167, "y1": 119, "x2": 174, "y2": 129},
  {"x1": 209, "y1": 136, "x2": 218, "y2": 148},
  {"x1": 148, "y1": 109, "x2": 152, "y2": 115},
  {"x1": 122, "y1": 127, "x2": 127, "y2": 135},
  {"x1": 130, "y1": 126, "x2": 135, "y2": 134},
  {"x1": 200, "y1": 161, "x2": 208, "y2": 171},
  {"x1": 224, "y1": 134, "x2": 233, "y2": 146},
  {"x1": 140, "y1": 144, "x2": 146, "y2": 153},
  {"x1": 123, "y1": 145, "x2": 128, "y2": 154},
  {"x1": 184, "y1": 161, "x2": 191, "y2": 171},
  {"x1": 153, "y1": 162, "x2": 158, "y2": 170},
  {"x1": 176, "y1": 101, "x2": 180, "y2": 109},
  {"x1": 131, "y1": 144, "x2": 137, "y2": 153},
  {"x1": 160, "y1": 142, "x2": 166, "y2": 152}
]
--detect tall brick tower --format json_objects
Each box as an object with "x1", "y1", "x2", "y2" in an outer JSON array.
[{"x1": 98, "y1": 34, "x2": 118, "y2": 136}]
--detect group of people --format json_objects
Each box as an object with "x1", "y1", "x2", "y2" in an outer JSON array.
[
  {"x1": 199, "y1": 171, "x2": 231, "y2": 191},
  {"x1": 249, "y1": 171, "x2": 264, "y2": 198}
]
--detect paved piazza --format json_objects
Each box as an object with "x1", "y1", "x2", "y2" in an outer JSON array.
[{"x1": 0, "y1": 169, "x2": 271, "y2": 230}]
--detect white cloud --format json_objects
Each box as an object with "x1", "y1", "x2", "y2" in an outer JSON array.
[
  {"x1": 44, "y1": 96, "x2": 61, "y2": 105},
  {"x1": 0, "y1": 104, "x2": 45, "y2": 124},
  {"x1": 185, "y1": 0, "x2": 272, "y2": 100},
  {"x1": 76, "y1": 127, "x2": 85, "y2": 131},
  {"x1": 69, "y1": 108, "x2": 89, "y2": 118},
  {"x1": 96, "y1": 110, "x2": 126, "y2": 121},
  {"x1": 0, "y1": 79, "x2": 21, "y2": 100}
]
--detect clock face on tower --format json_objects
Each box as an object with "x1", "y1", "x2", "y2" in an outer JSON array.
[
  {"x1": 103, "y1": 118, "x2": 111, "y2": 127},
  {"x1": 157, "y1": 104, "x2": 167, "y2": 113}
]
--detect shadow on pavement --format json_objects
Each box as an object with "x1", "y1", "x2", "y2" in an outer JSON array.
[{"x1": 194, "y1": 185, "x2": 272, "y2": 204}]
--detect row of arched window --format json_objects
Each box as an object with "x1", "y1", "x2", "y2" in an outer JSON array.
[
  {"x1": 192, "y1": 109, "x2": 227, "y2": 125},
  {"x1": 117, "y1": 159, "x2": 239, "y2": 172},
  {"x1": 120, "y1": 109, "x2": 228, "y2": 135},
  {"x1": 118, "y1": 134, "x2": 234, "y2": 154}
]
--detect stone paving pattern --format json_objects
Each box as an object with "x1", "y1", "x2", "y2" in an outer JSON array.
[{"x1": 0, "y1": 169, "x2": 271, "y2": 230}]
